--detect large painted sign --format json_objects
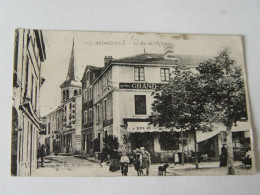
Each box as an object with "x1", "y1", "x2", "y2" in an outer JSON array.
[{"x1": 119, "y1": 82, "x2": 165, "y2": 90}]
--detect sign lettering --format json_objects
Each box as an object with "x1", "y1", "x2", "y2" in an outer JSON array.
[{"x1": 119, "y1": 82, "x2": 164, "y2": 90}]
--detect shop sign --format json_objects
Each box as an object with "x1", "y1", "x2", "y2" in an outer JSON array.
[
  {"x1": 127, "y1": 121, "x2": 169, "y2": 132},
  {"x1": 119, "y1": 82, "x2": 164, "y2": 90}
]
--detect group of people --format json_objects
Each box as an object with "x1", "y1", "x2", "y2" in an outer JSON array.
[
  {"x1": 99, "y1": 145, "x2": 151, "y2": 176},
  {"x1": 132, "y1": 147, "x2": 151, "y2": 176},
  {"x1": 120, "y1": 147, "x2": 151, "y2": 176}
]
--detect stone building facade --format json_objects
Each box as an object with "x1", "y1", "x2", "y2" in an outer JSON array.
[
  {"x1": 11, "y1": 29, "x2": 46, "y2": 176},
  {"x1": 81, "y1": 65, "x2": 102, "y2": 156}
]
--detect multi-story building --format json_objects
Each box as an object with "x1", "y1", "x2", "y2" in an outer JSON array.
[
  {"x1": 42, "y1": 40, "x2": 82, "y2": 155},
  {"x1": 89, "y1": 52, "x2": 251, "y2": 162},
  {"x1": 11, "y1": 29, "x2": 46, "y2": 176},
  {"x1": 81, "y1": 65, "x2": 102, "y2": 156},
  {"x1": 90, "y1": 53, "x2": 182, "y2": 158}
]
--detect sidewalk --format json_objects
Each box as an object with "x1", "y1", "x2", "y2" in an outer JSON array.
[{"x1": 168, "y1": 161, "x2": 243, "y2": 170}]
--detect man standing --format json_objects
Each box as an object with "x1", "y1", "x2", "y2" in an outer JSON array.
[
  {"x1": 140, "y1": 147, "x2": 151, "y2": 176},
  {"x1": 220, "y1": 144, "x2": 227, "y2": 167},
  {"x1": 39, "y1": 144, "x2": 46, "y2": 167}
]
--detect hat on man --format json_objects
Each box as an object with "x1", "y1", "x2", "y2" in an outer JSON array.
[{"x1": 140, "y1": 147, "x2": 145, "y2": 150}]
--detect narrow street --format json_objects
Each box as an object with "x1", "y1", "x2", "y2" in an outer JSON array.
[{"x1": 32, "y1": 155, "x2": 252, "y2": 177}]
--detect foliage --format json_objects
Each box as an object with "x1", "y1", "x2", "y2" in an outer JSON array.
[
  {"x1": 197, "y1": 49, "x2": 247, "y2": 174},
  {"x1": 149, "y1": 64, "x2": 209, "y2": 131},
  {"x1": 103, "y1": 135, "x2": 119, "y2": 150},
  {"x1": 197, "y1": 49, "x2": 247, "y2": 127}
]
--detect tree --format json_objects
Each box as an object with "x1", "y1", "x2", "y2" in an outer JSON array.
[
  {"x1": 150, "y1": 64, "x2": 208, "y2": 169},
  {"x1": 197, "y1": 49, "x2": 247, "y2": 175},
  {"x1": 103, "y1": 135, "x2": 119, "y2": 150}
]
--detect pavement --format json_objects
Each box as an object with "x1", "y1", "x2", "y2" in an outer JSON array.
[{"x1": 31, "y1": 155, "x2": 254, "y2": 177}]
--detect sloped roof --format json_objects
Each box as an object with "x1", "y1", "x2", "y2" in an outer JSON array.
[
  {"x1": 112, "y1": 53, "x2": 209, "y2": 67},
  {"x1": 174, "y1": 54, "x2": 210, "y2": 67},
  {"x1": 113, "y1": 53, "x2": 177, "y2": 65}
]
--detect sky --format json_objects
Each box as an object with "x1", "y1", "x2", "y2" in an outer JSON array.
[{"x1": 39, "y1": 31, "x2": 246, "y2": 116}]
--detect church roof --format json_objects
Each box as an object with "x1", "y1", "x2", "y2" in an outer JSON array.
[{"x1": 60, "y1": 39, "x2": 80, "y2": 88}]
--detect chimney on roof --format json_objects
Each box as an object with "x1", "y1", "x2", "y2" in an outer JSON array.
[
  {"x1": 104, "y1": 56, "x2": 113, "y2": 66},
  {"x1": 163, "y1": 43, "x2": 177, "y2": 62}
]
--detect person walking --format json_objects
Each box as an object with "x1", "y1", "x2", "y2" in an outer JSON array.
[
  {"x1": 39, "y1": 144, "x2": 46, "y2": 167},
  {"x1": 133, "y1": 149, "x2": 143, "y2": 176},
  {"x1": 140, "y1": 147, "x2": 151, "y2": 176},
  {"x1": 99, "y1": 144, "x2": 109, "y2": 167}
]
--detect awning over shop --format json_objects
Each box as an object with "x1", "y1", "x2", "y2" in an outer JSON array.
[
  {"x1": 196, "y1": 130, "x2": 221, "y2": 143},
  {"x1": 196, "y1": 121, "x2": 251, "y2": 143}
]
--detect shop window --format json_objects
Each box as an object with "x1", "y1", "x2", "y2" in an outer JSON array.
[
  {"x1": 135, "y1": 95, "x2": 146, "y2": 115},
  {"x1": 134, "y1": 66, "x2": 145, "y2": 81},
  {"x1": 160, "y1": 134, "x2": 179, "y2": 150},
  {"x1": 160, "y1": 68, "x2": 170, "y2": 81}
]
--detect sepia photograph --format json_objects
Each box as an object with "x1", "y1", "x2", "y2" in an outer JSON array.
[{"x1": 11, "y1": 29, "x2": 255, "y2": 177}]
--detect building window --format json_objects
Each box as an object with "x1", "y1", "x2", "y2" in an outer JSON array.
[
  {"x1": 89, "y1": 108, "x2": 92, "y2": 122},
  {"x1": 74, "y1": 89, "x2": 78, "y2": 96},
  {"x1": 48, "y1": 123, "x2": 50, "y2": 134},
  {"x1": 97, "y1": 104, "x2": 100, "y2": 123},
  {"x1": 89, "y1": 87, "x2": 92, "y2": 100},
  {"x1": 31, "y1": 75, "x2": 34, "y2": 104},
  {"x1": 79, "y1": 89, "x2": 81, "y2": 95},
  {"x1": 135, "y1": 95, "x2": 146, "y2": 115},
  {"x1": 66, "y1": 89, "x2": 69, "y2": 100},
  {"x1": 134, "y1": 66, "x2": 145, "y2": 81},
  {"x1": 24, "y1": 56, "x2": 29, "y2": 95},
  {"x1": 104, "y1": 99, "x2": 107, "y2": 120},
  {"x1": 161, "y1": 68, "x2": 170, "y2": 81},
  {"x1": 35, "y1": 85, "x2": 37, "y2": 110},
  {"x1": 84, "y1": 89, "x2": 87, "y2": 102},
  {"x1": 63, "y1": 90, "x2": 66, "y2": 101}
]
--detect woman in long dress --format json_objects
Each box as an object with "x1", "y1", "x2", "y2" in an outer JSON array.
[{"x1": 174, "y1": 152, "x2": 179, "y2": 165}]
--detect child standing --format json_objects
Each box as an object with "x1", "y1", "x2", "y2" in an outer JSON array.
[{"x1": 120, "y1": 152, "x2": 130, "y2": 176}]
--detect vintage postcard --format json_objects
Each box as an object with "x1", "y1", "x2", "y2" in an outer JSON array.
[{"x1": 11, "y1": 29, "x2": 255, "y2": 176}]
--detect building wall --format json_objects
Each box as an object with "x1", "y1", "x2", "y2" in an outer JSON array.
[
  {"x1": 92, "y1": 67, "x2": 113, "y2": 151},
  {"x1": 12, "y1": 29, "x2": 45, "y2": 176},
  {"x1": 111, "y1": 64, "x2": 175, "y2": 149}
]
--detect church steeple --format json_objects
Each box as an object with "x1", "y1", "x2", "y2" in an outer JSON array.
[{"x1": 66, "y1": 38, "x2": 75, "y2": 81}]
